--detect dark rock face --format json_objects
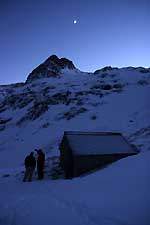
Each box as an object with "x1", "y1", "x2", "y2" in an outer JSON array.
[
  {"x1": 94, "y1": 66, "x2": 118, "y2": 74},
  {"x1": 26, "y1": 55, "x2": 76, "y2": 83},
  {"x1": 17, "y1": 101, "x2": 49, "y2": 125},
  {"x1": 59, "y1": 57, "x2": 75, "y2": 69}
]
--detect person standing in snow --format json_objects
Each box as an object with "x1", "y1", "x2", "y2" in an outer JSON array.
[
  {"x1": 36, "y1": 149, "x2": 45, "y2": 180},
  {"x1": 23, "y1": 152, "x2": 36, "y2": 182}
]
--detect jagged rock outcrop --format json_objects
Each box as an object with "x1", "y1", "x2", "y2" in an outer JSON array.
[
  {"x1": 26, "y1": 55, "x2": 76, "y2": 83},
  {"x1": 94, "y1": 66, "x2": 118, "y2": 74}
]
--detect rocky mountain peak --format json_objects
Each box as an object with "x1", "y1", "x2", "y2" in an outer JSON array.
[
  {"x1": 26, "y1": 55, "x2": 76, "y2": 83},
  {"x1": 44, "y1": 55, "x2": 60, "y2": 65},
  {"x1": 59, "y1": 57, "x2": 76, "y2": 70}
]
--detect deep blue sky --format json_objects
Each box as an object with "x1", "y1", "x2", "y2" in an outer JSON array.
[{"x1": 0, "y1": 0, "x2": 149, "y2": 84}]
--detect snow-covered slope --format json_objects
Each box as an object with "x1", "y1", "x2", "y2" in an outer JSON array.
[
  {"x1": 0, "y1": 61, "x2": 149, "y2": 169},
  {"x1": 0, "y1": 56, "x2": 149, "y2": 225},
  {"x1": 0, "y1": 151, "x2": 149, "y2": 225}
]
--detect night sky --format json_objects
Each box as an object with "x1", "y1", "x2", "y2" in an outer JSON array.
[{"x1": 0, "y1": 0, "x2": 149, "y2": 84}]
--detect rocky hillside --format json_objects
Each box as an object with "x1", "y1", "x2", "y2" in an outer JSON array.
[{"x1": 0, "y1": 55, "x2": 149, "y2": 169}]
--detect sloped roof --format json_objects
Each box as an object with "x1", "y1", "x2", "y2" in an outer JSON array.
[{"x1": 64, "y1": 131, "x2": 136, "y2": 155}]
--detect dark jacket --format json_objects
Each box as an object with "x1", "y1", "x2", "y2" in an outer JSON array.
[
  {"x1": 37, "y1": 151, "x2": 45, "y2": 168},
  {"x1": 25, "y1": 154, "x2": 36, "y2": 169}
]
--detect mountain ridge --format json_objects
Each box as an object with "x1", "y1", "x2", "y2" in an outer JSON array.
[
  {"x1": 0, "y1": 55, "x2": 149, "y2": 169},
  {"x1": 1, "y1": 54, "x2": 150, "y2": 86}
]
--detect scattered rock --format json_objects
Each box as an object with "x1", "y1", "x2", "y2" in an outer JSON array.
[
  {"x1": 57, "y1": 107, "x2": 88, "y2": 120},
  {"x1": 3, "y1": 174, "x2": 10, "y2": 178},
  {"x1": 137, "y1": 80, "x2": 149, "y2": 85},
  {"x1": 91, "y1": 114, "x2": 97, "y2": 120}
]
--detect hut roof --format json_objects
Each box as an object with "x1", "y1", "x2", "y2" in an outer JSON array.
[{"x1": 63, "y1": 131, "x2": 137, "y2": 155}]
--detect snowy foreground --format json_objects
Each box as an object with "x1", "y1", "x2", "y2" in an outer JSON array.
[{"x1": 0, "y1": 150, "x2": 149, "y2": 225}]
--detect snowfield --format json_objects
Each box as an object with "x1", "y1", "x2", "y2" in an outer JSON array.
[
  {"x1": 0, "y1": 63, "x2": 149, "y2": 225},
  {"x1": 0, "y1": 151, "x2": 149, "y2": 225}
]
